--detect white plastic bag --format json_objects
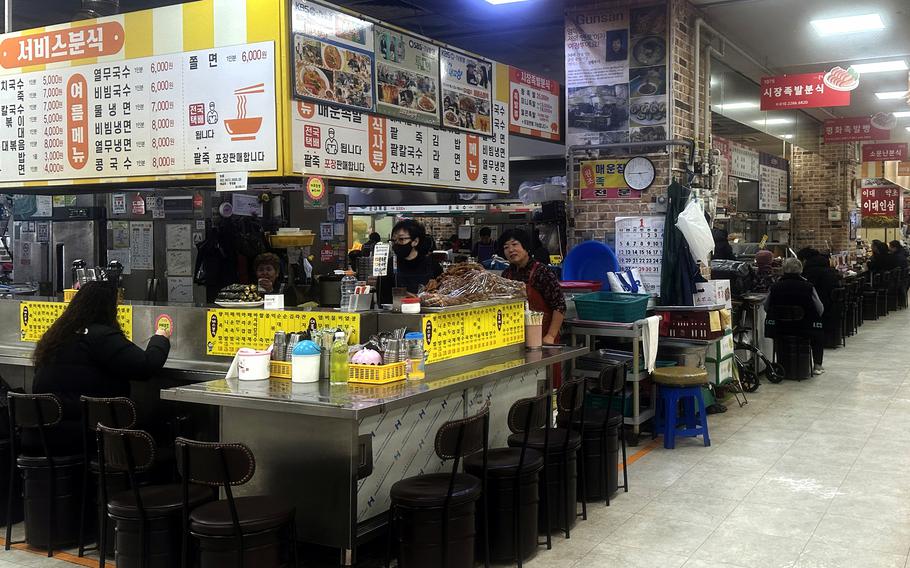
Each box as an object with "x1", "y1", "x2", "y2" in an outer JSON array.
[
  {"x1": 607, "y1": 269, "x2": 648, "y2": 294},
  {"x1": 675, "y1": 198, "x2": 714, "y2": 265}
]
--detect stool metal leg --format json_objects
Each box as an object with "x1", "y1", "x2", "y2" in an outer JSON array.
[
  {"x1": 620, "y1": 426, "x2": 628, "y2": 493},
  {"x1": 696, "y1": 391, "x2": 711, "y2": 447},
  {"x1": 77, "y1": 460, "x2": 89, "y2": 557}
]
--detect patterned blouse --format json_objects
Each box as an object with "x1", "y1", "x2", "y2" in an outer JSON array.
[{"x1": 504, "y1": 261, "x2": 567, "y2": 313}]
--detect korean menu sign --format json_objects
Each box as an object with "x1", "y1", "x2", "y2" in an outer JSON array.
[
  {"x1": 206, "y1": 308, "x2": 361, "y2": 357},
  {"x1": 615, "y1": 216, "x2": 664, "y2": 296},
  {"x1": 862, "y1": 143, "x2": 907, "y2": 162},
  {"x1": 860, "y1": 179, "x2": 901, "y2": 228},
  {"x1": 760, "y1": 72, "x2": 850, "y2": 111},
  {"x1": 565, "y1": 3, "x2": 669, "y2": 148},
  {"x1": 578, "y1": 159, "x2": 641, "y2": 200},
  {"x1": 374, "y1": 26, "x2": 439, "y2": 126},
  {"x1": 509, "y1": 66, "x2": 561, "y2": 142},
  {"x1": 440, "y1": 48, "x2": 494, "y2": 136},
  {"x1": 824, "y1": 117, "x2": 889, "y2": 143},
  {"x1": 291, "y1": 0, "x2": 375, "y2": 112},
  {"x1": 759, "y1": 153, "x2": 788, "y2": 212},
  {"x1": 0, "y1": 34, "x2": 278, "y2": 182}
]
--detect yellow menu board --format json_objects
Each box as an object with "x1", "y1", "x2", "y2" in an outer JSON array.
[
  {"x1": 421, "y1": 302, "x2": 524, "y2": 365},
  {"x1": 20, "y1": 302, "x2": 133, "y2": 342},
  {"x1": 205, "y1": 309, "x2": 361, "y2": 357}
]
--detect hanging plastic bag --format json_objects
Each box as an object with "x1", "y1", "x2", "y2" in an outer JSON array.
[
  {"x1": 675, "y1": 198, "x2": 714, "y2": 265},
  {"x1": 607, "y1": 269, "x2": 649, "y2": 295}
]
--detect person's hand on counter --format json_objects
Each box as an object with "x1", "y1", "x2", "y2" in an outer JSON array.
[
  {"x1": 543, "y1": 334, "x2": 557, "y2": 345},
  {"x1": 155, "y1": 326, "x2": 172, "y2": 339}
]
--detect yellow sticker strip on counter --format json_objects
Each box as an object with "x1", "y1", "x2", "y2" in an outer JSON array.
[
  {"x1": 421, "y1": 302, "x2": 525, "y2": 365},
  {"x1": 20, "y1": 302, "x2": 133, "y2": 342},
  {"x1": 205, "y1": 309, "x2": 361, "y2": 357}
]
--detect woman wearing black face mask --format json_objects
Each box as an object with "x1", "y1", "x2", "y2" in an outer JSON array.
[{"x1": 379, "y1": 219, "x2": 443, "y2": 304}]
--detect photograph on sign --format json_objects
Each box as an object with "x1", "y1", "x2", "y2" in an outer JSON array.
[
  {"x1": 439, "y1": 48, "x2": 494, "y2": 136},
  {"x1": 374, "y1": 26, "x2": 440, "y2": 126},
  {"x1": 291, "y1": 1, "x2": 375, "y2": 112}
]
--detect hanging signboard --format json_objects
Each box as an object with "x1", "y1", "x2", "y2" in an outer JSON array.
[
  {"x1": 565, "y1": 3, "x2": 669, "y2": 148},
  {"x1": 862, "y1": 143, "x2": 908, "y2": 162},
  {"x1": 508, "y1": 67, "x2": 561, "y2": 141},
  {"x1": 898, "y1": 162, "x2": 910, "y2": 177},
  {"x1": 0, "y1": 41, "x2": 278, "y2": 182},
  {"x1": 290, "y1": 0, "x2": 375, "y2": 112},
  {"x1": 758, "y1": 153, "x2": 788, "y2": 212},
  {"x1": 760, "y1": 72, "x2": 851, "y2": 110},
  {"x1": 374, "y1": 26, "x2": 440, "y2": 126},
  {"x1": 439, "y1": 48, "x2": 494, "y2": 137},
  {"x1": 860, "y1": 179, "x2": 901, "y2": 228},
  {"x1": 823, "y1": 117, "x2": 890, "y2": 143},
  {"x1": 615, "y1": 216, "x2": 664, "y2": 295}
]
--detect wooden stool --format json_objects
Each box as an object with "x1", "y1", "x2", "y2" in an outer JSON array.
[{"x1": 652, "y1": 367, "x2": 710, "y2": 450}]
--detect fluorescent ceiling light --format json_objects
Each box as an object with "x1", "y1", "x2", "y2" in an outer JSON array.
[
  {"x1": 875, "y1": 91, "x2": 908, "y2": 100},
  {"x1": 753, "y1": 118, "x2": 792, "y2": 125},
  {"x1": 484, "y1": 0, "x2": 528, "y2": 4},
  {"x1": 780, "y1": 134, "x2": 794, "y2": 139},
  {"x1": 906, "y1": 126, "x2": 910, "y2": 132},
  {"x1": 851, "y1": 60, "x2": 907, "y2": 73},
  {"x1": 716, "y1": 102, "x2": 759, "y2": 110},
  {"x1": 810, "y1": 13, "x2": 884, "y2": 36},
  {"x1": 893, "y1": 111, "x2": 910, "y2": 118}
]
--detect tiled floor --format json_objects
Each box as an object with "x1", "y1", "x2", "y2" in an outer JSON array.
[{"x1": 3, "y1": 310, "x2": 910, "y2": 567}]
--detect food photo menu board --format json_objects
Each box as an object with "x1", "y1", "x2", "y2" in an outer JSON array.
[
  {"x1": 565, "y1": 3, "x2": 669, "y2": 148},
  {"x1": 0, "y1": 40, "x2": 277, "y2": 182},
  {"x1": 374, "y1": 26, "x2": 440, "y2": 126},
  {"x1": 291, "y1": 0, "x2": 375, "y2": 112},
  {"x1": 439, "y1": 48, "x2": 494, "y2": 136}
]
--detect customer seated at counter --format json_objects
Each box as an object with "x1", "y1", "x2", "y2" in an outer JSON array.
[
  {"x1": 500, "y1": 229, "x2": 566, "y2": 345},
  {"x1": 869, "y1": 240, "x2": 901, "y2": 273},
  {"x1": 31, "y1": 281, "x2": 171, "y2": 451},
  {"x1": 889, "y1": 240, "x2": 909, "y2": 269},
  {"x1": 765, "y1": 258, "x2": 825, "y2": 375},
  {"x1": 378, "y1": 219, "x2": 443, "y2": 303}
]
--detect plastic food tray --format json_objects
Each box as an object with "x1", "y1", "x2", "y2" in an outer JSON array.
[{"x1": 348, "y1": 361, "x2": 407, "y2": 384}]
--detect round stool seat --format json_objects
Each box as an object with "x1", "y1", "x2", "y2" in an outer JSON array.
[
  {"x1": 653, "y1": 366, "x2": 708, "y2": 387},
  {"x1": 464, "y1": 447, "x2": 544, "y2": 478},
  {"x1": 108, "y1": 483, "x2": 212, "y2": 519},
  {"x1": 507, "y1": 429, "x2": 582, "y2": 454},
  {"x1": 391, "y1": 473, "x2": 481, "y2": 508},
  {"x1": 190, "y1": 496, "x2": 294, "y2": 536}
]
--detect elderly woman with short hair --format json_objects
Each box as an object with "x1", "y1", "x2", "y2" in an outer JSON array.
[{"x1": 765, "y1": 257, "x2": 826, "y2": 375}]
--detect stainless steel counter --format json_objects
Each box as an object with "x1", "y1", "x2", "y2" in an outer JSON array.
[{"x1": 160, "y1": 346, "x2": 584, "y2": 418}]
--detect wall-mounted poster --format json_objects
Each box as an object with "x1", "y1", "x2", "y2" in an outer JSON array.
[
  {"x1": 565, "y1": 3, "x2": 668, "y2": 149},
  {"x1": 291, "y1": 0, "x2": 375, "y2": 112},
  {"x1": 439, "y1": 48, "x2": 493, "y2": 136},
  {"x1": 508, "y1": 67, "x2": 561, "y2": 141},
  {"x1": 374, "y1": 26, "x2": 440, "y2": 126}
]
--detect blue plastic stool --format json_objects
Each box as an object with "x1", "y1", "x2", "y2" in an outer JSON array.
[{"x1": 651, "y1": 367, "x2": 711, "y2": 450}]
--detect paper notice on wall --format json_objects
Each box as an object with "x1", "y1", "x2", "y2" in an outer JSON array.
[
  {"x1": 34, "y1": 196, "x2": 53, "y2": 218},
  {"x1": 112, "y1": 193, "x2": 127, "y2": 215},
  {"x1": 165, "y1": 224, "x2": 192, "y2": 250},
  {"x1": 167, "y1": 277, "x2": 194, "y2": 303},
  {"x1": 166, "y1": 250, "x2": 192, "y2": 276},
  {"x1": 130, "y1": 221, "x2": 154, "y2": 271},
  {"x1": 111, "y1": 221, "x2": 130, "y2": 249},
  {"x1": 106, "y1": 249, "x2": 131, "y2": 275}
]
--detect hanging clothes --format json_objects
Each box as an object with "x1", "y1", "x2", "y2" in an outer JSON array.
[{"x1": 659, "y1": 181, "x2": 704, "y2": 306}]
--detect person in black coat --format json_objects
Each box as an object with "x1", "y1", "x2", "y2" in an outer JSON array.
[
  {"x1": 31, "y1": 281, "x2": 171, "y2": 452},
  {"x1": 869, "y1": 240, "x2": 900, "y2": 273},
  {"x1": 889, "y1": 240, "x2": 909, "y2": 269},
  {"x1": 765, "y1": 258, "x2": 825, "y2": 375},
  {"x1": 378, "y1": 219, "x2": 442, "y2": 304}
]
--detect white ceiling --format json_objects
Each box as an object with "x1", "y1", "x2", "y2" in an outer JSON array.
[{"x1": 695, "y1": 0, "x2": 910, "y2": 143}]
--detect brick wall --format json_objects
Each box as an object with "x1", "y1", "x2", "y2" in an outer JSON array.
[
  {"x1": 790, "y1": 140, "x2": 859, "y2": 252},
  {"x1": 569, "y1": 0, "x2": 697, "y2": 246}
]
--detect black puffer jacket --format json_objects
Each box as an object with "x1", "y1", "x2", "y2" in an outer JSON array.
[{"x1": 801, "y1": 254, "x2": 840, "y2": 308}]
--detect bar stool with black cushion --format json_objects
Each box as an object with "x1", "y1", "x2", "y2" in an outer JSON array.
[
  {"x1": 6, "y1": 392, "x2": 84, "y2": 557},
  {"x1": 464, "y1": 394, "x2": 549, "y2": 566},
  {"x1": 887, "y1": 268, "x2": 903, "y2": 312},
  {"x1": 652, "y1": 367, "x2": 711, "y2": 450},
  {"x1": 863, "y1": 272, "x2": 883, "y2": 320},
  {"x1": 96, "y1": 424, "x2": 212, "y2": 568},
  {"x1": 567, "y1": 363, "x2": 628, "y2": 507},
  {"x1": 387, "y1": 404, "x2": 490, "y2": 568},
  {"x1": 825, "y1": 287, "x2": 846, "y2": 349},
  {"x1": 901, "y1": 267, "x2": 910, "y2": 309},
  {"x1": 877, "y1": 270, "x2": 893, "y2": 317},
  {"x1": 77, "y1": 396, "x2": 138, "y2": 560},
  {"x1": 176, "y1": 437, "x2": 298, "y2": 568},
  {"x1": 767, "y1": 305, "x2": 814, "y2": 381},
  {"x1": 508, "y1": 378, "x2": 586, "y2": 540}
]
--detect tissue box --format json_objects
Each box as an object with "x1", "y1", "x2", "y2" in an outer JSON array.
[{"x1": 693, "y1": 280, "x2": 732, "y2": 309}]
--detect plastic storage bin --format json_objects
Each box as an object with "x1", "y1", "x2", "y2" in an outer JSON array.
[
  {"x1": 573, "y1": 292, "x2": 649, "y2": 323},
  {"x1": 348, "y1": 361, "x2": 407, "y2": 385}
]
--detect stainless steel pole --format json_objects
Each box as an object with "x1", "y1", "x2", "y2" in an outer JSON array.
[{"x1": 4, "y1": 0, "x2": 11, "y2": 33}]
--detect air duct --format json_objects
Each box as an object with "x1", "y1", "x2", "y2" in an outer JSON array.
[{"x1": 74, "y1": 0, "x2": 119, "y2": 19}]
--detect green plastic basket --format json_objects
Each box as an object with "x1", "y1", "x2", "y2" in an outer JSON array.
[{"x1": 573, "y1": 291, "x2": 649, "y2": 323}]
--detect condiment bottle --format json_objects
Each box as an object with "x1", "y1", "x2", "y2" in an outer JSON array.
[{"x1": 330, "y1": 331, "x2": 349, "y2": 384}]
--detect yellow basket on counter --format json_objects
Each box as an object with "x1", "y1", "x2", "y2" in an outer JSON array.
[
  {"x1": 348, "y1": 361, "x2": 407, "y2": 385},
  {"x1": 270, "y1": 360, "x2": 292, "y2": 379}
]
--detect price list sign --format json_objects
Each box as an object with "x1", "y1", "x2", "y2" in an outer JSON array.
[
  {"x1": 421, "y1": 302, "x2": 524, "y2": 365},
  {"x1": 0, "y1": 41, "x2": 277, "y2": 183},
  {"x1": 614, "y1": 216, "x2": 665, "y2": 296},
  {"x1": 205, "y1": 309, "x2": 361, "y2": 357},
  {"x1": 759, "y1": 154, "x2": 789, "y2": 212},
  {"x1": 20, "y1": 302, "x2": 133, "y2": 342}
]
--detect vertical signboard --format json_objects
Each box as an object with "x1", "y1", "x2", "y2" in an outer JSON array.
[
  {"x1": 508, "y1": 67, "x2": 561, "y2": 141},
  {"x1": 861, "y1": 179, "x2": 901, "y2": 228},
  {"x1": 565, "y1": 3, "x2": 668, "y2": 148},
  {"x1": 758, "y1": 153, "x2": 789, "y2": 212}
]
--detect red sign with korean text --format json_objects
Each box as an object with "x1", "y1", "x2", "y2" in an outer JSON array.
[
  {"x1": 862, "y1": 143, "x2": 908, "y2": 162},
  {"x1": 0, "y1": 22, "x2": 124, "y2": 69},
  {"x1": 898, "y1": 162, "x2": 910, "y2": 177},
  {"x1": 861, "y1": 185, "x2": 900, "y2": 227},
  {"x1": 760, "y1": 73, "x2": 850, "y2": 111},
  {"x1": 823, "y1": 117, "x2": 890, "y2": 143},
  {"x1": 508, "y1": 67, "x2": 561, "y2": 141}
]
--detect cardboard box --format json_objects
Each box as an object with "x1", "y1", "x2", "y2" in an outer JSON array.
[
  {"x1": 693, "y1": 279, "x2": 732, "y2": 309},
  {"x1": 706, "y1": 330, "x2": 735, "y2": 385}
]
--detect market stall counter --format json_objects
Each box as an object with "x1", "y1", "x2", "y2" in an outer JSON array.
[{"x1": 161, "y1": 344, "x2": 585, "y2": 564}]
